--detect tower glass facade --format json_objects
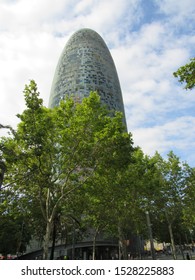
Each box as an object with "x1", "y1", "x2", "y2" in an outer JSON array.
[{"x1": 49, "y1": 28, "x2": 126, "y2": 125}]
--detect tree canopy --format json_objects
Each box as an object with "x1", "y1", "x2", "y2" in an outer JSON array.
[
  {"x1": 173, "y1": 58, "x2": 195, "y2": 90},
  {"x1": 0, "y1": 80, "x2": 133, "y2": 259}
]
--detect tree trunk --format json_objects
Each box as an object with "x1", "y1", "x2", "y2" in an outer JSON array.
[
  {"x1": 136, "y1": 232, "x2": 142, "y2": 260},
  {"x1": 165, "y1": 210, "x2": 177, "y2": 260},
  {"x1": 168, "y1": 222, "x2": 177, "y2": 260},
  {"x1": 0, "y1": 161, "x2": 6, "y2": 188},
  {"x1": 43, "y1": 221, "x2": 52, "y2": 260},
  {"x1": 92, "y1": 228, "x2": 99, "y2": 260},
  {"x1": 146, "y1": 211, "x2": 156, "y2": 260},
  {"x1": 179, "y1": 236, "x2": 185, "y2": 260},
  {"x1": 118, "y1": 225, "x2": 127, "y2": 260},
  {"x1": 50, "y1": 221, "x2": 57, "y2": 260}
]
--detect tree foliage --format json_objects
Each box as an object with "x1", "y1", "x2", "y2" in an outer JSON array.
[
  {"x1": 173, "y1": 58, "x2": 195, "y2": 90},
  {"x1": 0, "y1": 80, "x2": 132, "y2": 259}
]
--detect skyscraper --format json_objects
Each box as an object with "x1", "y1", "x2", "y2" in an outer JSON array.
[
  {"x1": 49, "y1": 28, "x2": 126, "y2": 126},
  {"x1": 47, "y1": 28, "x2": 127, "y2": 259}
]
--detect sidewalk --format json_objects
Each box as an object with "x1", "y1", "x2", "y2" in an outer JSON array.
[{"x1": 143, "y1": 252, "x2": 195, "y2": 260}]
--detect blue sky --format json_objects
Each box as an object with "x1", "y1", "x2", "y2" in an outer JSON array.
[{"x1": 0, "y1": 0, "x2": 195, "y2": 166}]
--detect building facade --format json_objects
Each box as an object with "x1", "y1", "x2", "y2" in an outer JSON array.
[{"x1": 49, "y1": 28, "x2": 126, "y2": 126}]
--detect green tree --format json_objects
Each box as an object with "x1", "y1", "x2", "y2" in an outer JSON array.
[
  {"x1": 183, "y1": 167, "x2": 195, "y2": 235},
  {"x1": 88, "y1": 148, "x2": 161, "y2": 260},
  {"x1": 0, "y1": 187, "x2": 32, "y2": 257},
  {"x1": 152, "y1": 151, "x2": 190, "y2": 259},
  {"x1": 0, "y1": 124, "x2": 14, "y2": 188},
  {"x1": 125, "y1": 150, "x2": 164, "y2": 259},
  {"x1": 65, "y1": 101, "x2": 134, "y2": 260},
  {"x1": 1, "y1": 80, "x2": 132, "y2": 259},
  {"x1": 173, "y1": 58, "x2": 195, "y2": 90}
]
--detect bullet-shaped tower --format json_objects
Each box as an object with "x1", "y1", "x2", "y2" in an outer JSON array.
[{"x1": 49, "y1": 28, "x2": 126, "y2": 126}]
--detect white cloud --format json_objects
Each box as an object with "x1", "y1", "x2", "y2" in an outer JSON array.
[
  {"x1": 154, "y1": 0, "x2": 195, "y2": 33},
  {"x1": 156, "y1": 0, "x2": 195, "y2": 18},
  {"x1": 132, "y1": 116, "x2": 195, "y2": 161}
]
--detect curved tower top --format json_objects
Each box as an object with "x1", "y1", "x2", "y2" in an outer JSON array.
[{"x1": 49, "y1": 28, "x2": 126, "y2": 124}]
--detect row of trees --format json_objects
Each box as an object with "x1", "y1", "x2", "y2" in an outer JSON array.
[{"x1": 0, "y1": 59, "x2": 195, "y2": 259}]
